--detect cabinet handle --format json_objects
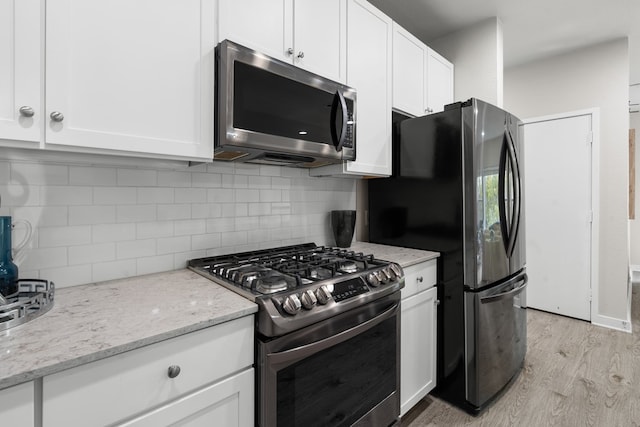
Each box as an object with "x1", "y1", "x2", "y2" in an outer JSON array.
[
  {"x1": 287, "y1": 48, "x2": 294, "y2": 56},
  {"x1": 435, "y1": 299, "x2": 441, "y2": 306},
  {"x1": 19, "y1": 106, "x2": 34, "y2": 117},
  {"x1": 167, "y1": 365, "x2": 181, "y2": 378},
  {"x1": 50, "y1": 111, "x2": 64, "y2": 122},
  {"x1": 417, "y1": 276, "x2": 423, "y2": 283},
  {"x1": 297, "y1": 51, "x2": 304, "y2": 59},
  {"x1": 425, "y1": 107, "x2": 433, "y2": 114}
]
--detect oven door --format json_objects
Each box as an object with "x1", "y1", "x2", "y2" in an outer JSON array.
[{"x1": 258, "y1": 293, "x2": 400, "y2": 427}]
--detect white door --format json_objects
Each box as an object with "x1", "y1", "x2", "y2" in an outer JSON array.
[
  {"x1": 523, "y1": 112, "x2": 595, "y2": 321},
  {"x1": 392, "y1": 22, "x2": 425, "y2": 117},
  {"x1": 425, "y1": 48, "x2": 453, "y2": 114}
]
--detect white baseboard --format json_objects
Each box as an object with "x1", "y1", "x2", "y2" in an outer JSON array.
[{"x1": 592, "y1": 314, "x2": 632, "y2": 333}]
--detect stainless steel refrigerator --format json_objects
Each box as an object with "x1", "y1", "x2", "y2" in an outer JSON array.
[{"x1": 369, "y1": 98, "x2": 527, "y2": 414}]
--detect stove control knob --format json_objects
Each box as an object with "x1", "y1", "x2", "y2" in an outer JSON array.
[
  {"x1": 378, "y1": 269, "x2": 390, "y2": 284},
  {"x1": 300, "y1": 289, "x2": 317, "y2": 310},
  {"x1": 282, "y1": 294, "x2": 302, "y2": 315},
  {"x1": 390, "y1": 263, "x2": 403, "y2": 279},
  {"x1": 383, "y1": 266, "x2": 395, "y2": 281},
  {"x1": 366, "y1": 272, "x2": 380, "y2": 287},
  {"x1": 315, "y1": 285, "x2": 332, "y2": 305}
]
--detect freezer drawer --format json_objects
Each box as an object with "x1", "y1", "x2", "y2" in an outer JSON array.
[{"x1": 464, "y1": 272, "x2": 527, "y2": 408}]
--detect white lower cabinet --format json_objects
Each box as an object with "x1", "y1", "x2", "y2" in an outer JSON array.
[
  {"x1": 42, "y1": 316, "x2": 254, "y2": 427},
  {"x1": 0, "y1": 381, "x2": 34, "y2": 426},
  {"x1": 400, "y1": 260, "x2": 438, "y2": 417}
]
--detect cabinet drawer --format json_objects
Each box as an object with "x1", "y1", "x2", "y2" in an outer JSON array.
[
  {"x1": 43, "y1": 316, "x2": 254, "y2": 426},
  {"x1": 0, "y1": 381, "x2": 34, "y2": 427},
  {"x1": 401, "y1": 259, "x2": 437, "y2": 299}
]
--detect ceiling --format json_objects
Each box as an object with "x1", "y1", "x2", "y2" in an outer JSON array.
[{"x1": 367, "y1": 0, "x2": 640, "y2": 87}]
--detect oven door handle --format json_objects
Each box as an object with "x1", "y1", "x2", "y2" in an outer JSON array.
[{"x1": 268, "y1": 303, "x2": 399, "y2": 367}]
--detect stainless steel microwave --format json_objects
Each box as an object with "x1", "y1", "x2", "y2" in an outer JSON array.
[{"x1": 215, "y1": 40, "x2": 356, "y2": 167}]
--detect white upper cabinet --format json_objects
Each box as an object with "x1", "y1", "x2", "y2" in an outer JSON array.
[
  {"x1": 312, "y1": 0, "x2": 392, "y2": 177},
  {"x1": 392, "y1": 23, "x2": 454, "y2": 117},
  {"x1": 44, "y1": 0, "x2": 215, "y2": 161},
  {"x1": 392, "y1": 23, "x2": 425, "y2": 118},
  {"x1": 426, "y1": 47, "x2": 454, "y2": 114},
  {"x1": 218, "y1": 0, "x2": 346, "y2": 83},
  {"x1": 0, "y1": 0, "x2": 41, "y2": 146}
]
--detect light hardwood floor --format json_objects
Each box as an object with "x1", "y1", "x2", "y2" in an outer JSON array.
[{"x1": 402, "y1": 284, "x2": 640, "y2": 426}]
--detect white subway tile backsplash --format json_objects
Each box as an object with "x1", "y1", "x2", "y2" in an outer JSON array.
[
  {"x1": 92, "y1": 223, "x2": 136, "y2": 243},
  {"x1": 69, "y1": 205, "x2": 116, "y2": 225},
  {"x1": 94, "y1": 187, "x2": 137, "y2": 205},
  {"x1": 136, "y1": 221, "x2": 174, "y2": 239},
  {"x1": 7, "y1": 156, "x2": 355, "y2": 288},
  {"x1": 174, "y1": 219, "x2": 206, "y2": 236},
  {"x1": 40, "y1": 264, "x2": 93, "y2": 288},
  {"x1": 69, "y1": 166, "x2": 116, "y2": 186},
  {"x1": 0, "y1": 161, "x2": 10, "y2": 184},
  {"x1": 157, "y1": 235, "x2": 191, "y2": 255},
  {"x1": 137, "y1": 187, "x2": 174, "y2": 204},
  {"x1": 117, "y1": 238, "x2": 156, "y2": 259},
  {"x1": 207, "y1": 188, "x2": 234, "y2": 203},
  {"x1": 157, "y1": 170, "x2": 192, "y2": 187},
  {"x1": 39, "y1": 225, "x2": 91, "y2": 247},
  {"x1": 117, "y1": 168, "x2": 157, "y2": 187},
  {"x1": 235, "y1": 189, "x2": 259, "y2": 202},
  {"x1": 137, "y1": 254, "x2": 175, "y2": 275},
  {"x1": 68, "y1": 242, "x2": 116, "y2": 265},
  {"x1": 41, "y1": 186, "x2": 92, "y2": 206},
  {"x1": 92, "y1": 259, "x2": 137, "y2": 282},
  {"x1": 157, "y1": 204, "x2": 191, "y2": 221},
  {"x1": 11, "y1": 163, "x2": 68, "y2": 185},
  {"x1": 191, "y1": 233, "x2": 221, "y2": 251},
  {"x1": 117, "y1": 205, "x2": 156, "y2": 223}
]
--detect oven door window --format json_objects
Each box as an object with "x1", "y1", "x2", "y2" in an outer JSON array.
[{"x1": 271, "y1": 315, "x2": 397, "y2": 427}]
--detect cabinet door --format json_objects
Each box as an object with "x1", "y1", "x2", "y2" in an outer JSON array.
[
  {"x1": 0, "y1": 0, "x2": 41, "y2": 145},
  {"x1": 344, "y1": 0, "x2": 392, "y2": 177},
  {"x1": 0, "y1": 382, "x2": 34, "y2": 427},
  {"x1": 400, "y1": 286, "x2": 437, "y2": 416},
  {"x1": 45, "y1": 0, "x2": 215, "y2": 161},
  {"x1": 425, "y1": 48, "x2": 454, "y2": 114},
  {"x1": 392, "y1": 23, "x2": 425, "y2": 117},
  {"x1": 118, "y1": 369, "x2": 254, "y2": 427},
  {"x1": 218, "y1": 0, "x2": 292, "y2": 63},
  {"x1": 294, "y1": 0, "x2": 346, "y2": 83}
]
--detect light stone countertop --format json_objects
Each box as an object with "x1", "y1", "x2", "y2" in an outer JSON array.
[
  {"x1": 0, "y1": 242, "x2": 437, "y2": 391},
  {"x1": 0, "y1": 269, "x2": 257, "y2": 391},
  {"x1": 349, "y1": 241, "x2": 439, "y2": 268}
]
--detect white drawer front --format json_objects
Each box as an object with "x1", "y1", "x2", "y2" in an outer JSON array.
[
  {"x1": 43, "y1": 316, "x2": 254, "y2": 426},
  {"x1": 401, "y1": 259, "x2": 437, "y2": 300}
]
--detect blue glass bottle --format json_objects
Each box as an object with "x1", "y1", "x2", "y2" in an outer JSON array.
[{"x1": 0, "y1": 216, "x2": 19, "y2": 299}]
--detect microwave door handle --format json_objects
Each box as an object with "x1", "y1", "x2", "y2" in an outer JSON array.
[{"x1": 330, "y1": 90, "x2": 348, "y2": 152}]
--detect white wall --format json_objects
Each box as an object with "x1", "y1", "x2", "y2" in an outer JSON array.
[
  {"x1": 0, "y1": 153, "x2": 356, "y2": 288},
  {"x1": 431, "y1": 17, "x2": 503, "y2": 107},
  {"x1": 504, "y1": 38, "x2": 630, "y2": 322},
  {"x1": 630, "y1": 112, "x2": 640, "y2": 266}
]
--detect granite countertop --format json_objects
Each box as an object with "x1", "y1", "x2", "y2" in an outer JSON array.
[
  {"x1": 349, "y1": 241, "x2": 439, "y2": 268},
  {"x1": 0, "y1": 242, "x2": 436, "y2": 391},
  {"x1": 0, "y1": 269, "x2": 257, "y2": 391}
]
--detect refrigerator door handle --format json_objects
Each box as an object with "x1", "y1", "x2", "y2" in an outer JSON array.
[
  {"x1": 505, "y1": 127, "x2": 522, "y2": 257},
  {"x1": 480, "y1": 275, "x2": 528, "y2": 304},
  {"x1": 498, "y1": 133, "x2": 510, "y2": 254}
]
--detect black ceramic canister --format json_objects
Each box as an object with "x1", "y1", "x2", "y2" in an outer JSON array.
[{"x1": 330, "y1": 210, "x2": 356, "y2": 248}]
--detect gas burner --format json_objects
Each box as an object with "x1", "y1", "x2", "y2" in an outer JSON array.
[
  {"x1": 338, "y1": 260, "x2": 359, "y2": 274},
  {"x1": 255, "y1": 274, "x2": 289, "y2": 294}
]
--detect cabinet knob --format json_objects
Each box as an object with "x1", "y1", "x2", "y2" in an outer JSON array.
[
  {"x1": 19, "y1": 106, "x2": 34, "y2": 117},
  {"x1": 50, "y1": 111, "x2": 64, "y2": 122},
  {"x1": 417, "y1": 276, "x2": 423, "y2": 283},
  {"x1": 425, "y1": 108, "x2": 433, "y2": 114},
  {"x1": 435, "y1": 299, "x2": 441, "y2": 306},
  {"x1": 287, "y1": 48, "x2": 294, "y2": 56},
  {"x1": 297, "y1": 51, "x2": 304, "y2": 59},
  {"x1": 167, "y1": 365, "x2": 181, "y2": 378}
]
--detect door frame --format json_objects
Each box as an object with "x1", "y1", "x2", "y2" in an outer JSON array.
[{"x1": 522, "y1": 108, "x2": 600, "y2": 325}]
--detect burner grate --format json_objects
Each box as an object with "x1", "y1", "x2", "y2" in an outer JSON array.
[{"x1": 0, "y1": 279, "x2": 55, "y2": 331}]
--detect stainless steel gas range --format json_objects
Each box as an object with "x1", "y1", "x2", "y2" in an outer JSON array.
[{"x1": 188, "y1": 243, "x2": 404, "y2": 427}]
